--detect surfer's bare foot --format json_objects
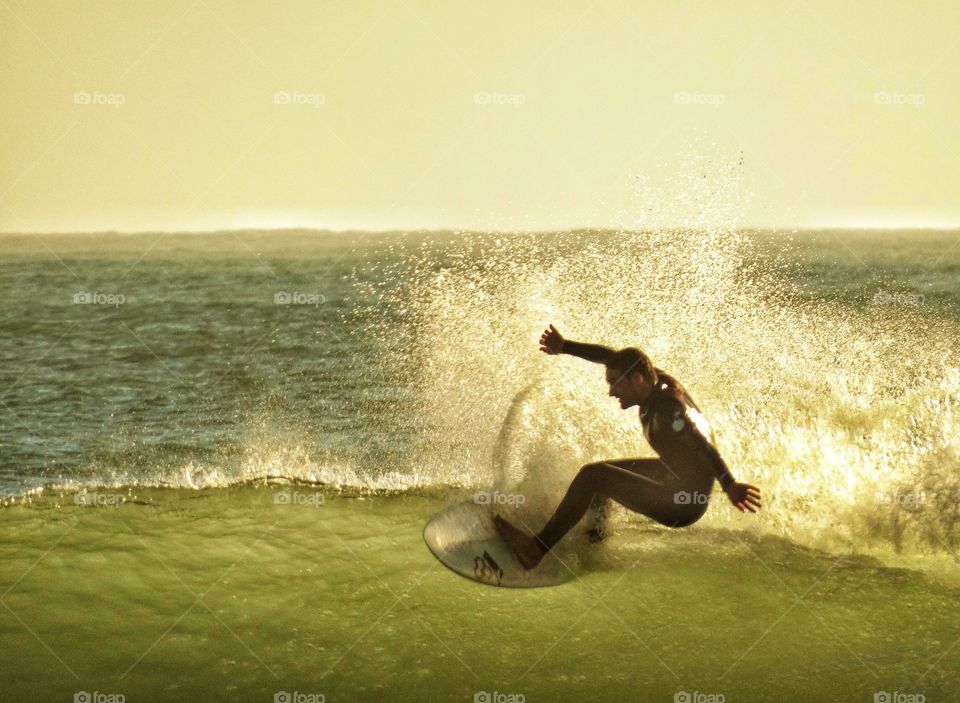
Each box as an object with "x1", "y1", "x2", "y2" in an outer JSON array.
[{"x1": 493, "y1": 514, "x2": 546, "y2": 570}]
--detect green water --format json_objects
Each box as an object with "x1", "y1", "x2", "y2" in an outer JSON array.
[{"x1": 1, "y1": 486, "x2": 957, "y2": 702}]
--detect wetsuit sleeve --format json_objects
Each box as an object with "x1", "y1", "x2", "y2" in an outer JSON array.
[
  {"x1": 660, "y1": 397, "x2": 736, "y2": 490},
  {"x1": 559, "y1": 340, "x2": 615, "y2": 364},
  {"x1": 695, "y1": 433, "x2": 736, "y2": 491}
]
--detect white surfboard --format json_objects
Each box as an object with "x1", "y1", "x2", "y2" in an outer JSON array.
[{"x1": 423, "y1": 500, "x2": 574, "y2": 588}]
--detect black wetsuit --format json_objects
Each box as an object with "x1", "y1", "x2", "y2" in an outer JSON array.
[
  {"x1": 640, "y1": 377, "x2": 736, "y2": 491},
  {"x1": 532, "y1": 340, "x2": 736, "y2": 546}
]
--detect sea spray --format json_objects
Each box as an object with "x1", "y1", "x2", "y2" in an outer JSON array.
[{"x1": 351, "y1": 150, "x2": 960, "y2": 562}]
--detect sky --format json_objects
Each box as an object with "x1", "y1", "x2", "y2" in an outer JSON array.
[{"x1": 1, "y1": 0, "x2": 958, "y2": 233}]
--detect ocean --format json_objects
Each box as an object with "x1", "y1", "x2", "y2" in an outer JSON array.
[{"x1": 1, "y1": 227, "x2": 958, "y2": 702}]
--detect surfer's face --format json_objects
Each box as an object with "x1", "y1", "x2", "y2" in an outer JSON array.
[{"x1": 605, "y1": 369, "x2": 651, "y2": 409}]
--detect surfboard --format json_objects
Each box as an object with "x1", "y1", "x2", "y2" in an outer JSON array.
[{"x1": 422, "y1": 500, "x2": 574, "y2": 588}]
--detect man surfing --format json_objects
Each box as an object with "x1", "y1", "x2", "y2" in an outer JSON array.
[{"x1": 494, "y1": 324, "x2": 762, "y2": 569}]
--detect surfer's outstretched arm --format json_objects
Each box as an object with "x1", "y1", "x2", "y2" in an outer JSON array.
[
  {"x1": 560, "y1": 340, "x2": 616, "y2": 364},
  {"x1": 540, "y1": 324, "x2": 615, "y2": 363}
]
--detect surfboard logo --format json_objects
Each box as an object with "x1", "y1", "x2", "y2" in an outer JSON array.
[{"x1": 473, "y1": 550, "x2": 504, "y2": 585}]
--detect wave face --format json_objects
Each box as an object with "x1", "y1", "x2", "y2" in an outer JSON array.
[{"x1": 3, "y1": 157, "x2": 959, "y2": 565}]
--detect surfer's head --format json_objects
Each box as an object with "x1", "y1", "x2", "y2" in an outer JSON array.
[{"x1": 605, "y1": 347, "x2": 657, "y2": 409}]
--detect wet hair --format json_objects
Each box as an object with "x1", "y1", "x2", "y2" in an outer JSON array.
[{"x1": 605, "y1": 347, "x2": 658, "y2": 385}]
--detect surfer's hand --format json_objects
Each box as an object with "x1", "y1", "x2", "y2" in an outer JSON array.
[
  {"x1": 539, "y1": 324, "x2": 565, "y2": 355},
  {"x1": 725, "y1": 482, "x2": 761, "y2": 513}
]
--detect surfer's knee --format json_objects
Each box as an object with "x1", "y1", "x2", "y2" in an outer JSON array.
[{"x1": 574, "y1": 462, "x2": 608, "y2": 489}]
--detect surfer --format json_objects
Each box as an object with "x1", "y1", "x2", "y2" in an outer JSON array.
[{"x1": 494, "y1": 324, "x2": 762, "y2": 569}]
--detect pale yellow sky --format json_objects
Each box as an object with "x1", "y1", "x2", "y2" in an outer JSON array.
[{"x1": 1, "y1": 0, "x2": 958, "y2": 233}]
